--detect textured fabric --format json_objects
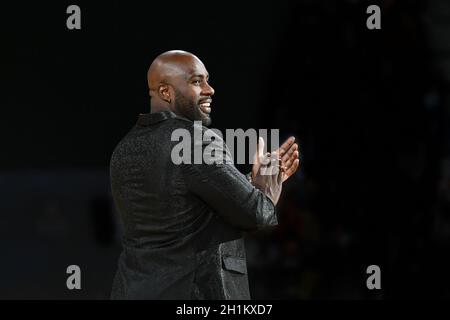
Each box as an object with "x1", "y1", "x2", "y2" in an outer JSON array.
[{"x1": 109, "y1": 110, "x2": 278, "y2": 300}]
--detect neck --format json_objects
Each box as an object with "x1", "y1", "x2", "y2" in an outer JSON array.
[{"x1": 150, "y1": 103, "x2": 172, "y2": 114}]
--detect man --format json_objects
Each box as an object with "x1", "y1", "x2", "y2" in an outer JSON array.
[{"x1": 110, "y1": 50, "x2": 299, "y2": 299}]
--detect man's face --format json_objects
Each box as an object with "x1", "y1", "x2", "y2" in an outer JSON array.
[{"x1": 171, "y1": 58, "x2": 215, "y2": 126}]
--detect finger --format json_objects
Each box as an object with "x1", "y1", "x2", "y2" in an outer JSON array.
[
  {"x1": 273, "y1": 152, "x2": 283, "y2": 184},
  {"x1": 258, "y1": 137, "x2": 265, "y2": 158},
  {"x1": 283, "y1": 150, "x2": 299, "y2": 169},
  {"x1": 281, "y1": 143, "x2": 298, "y2": 164},
  {"x1": 281, "y1": 151, "x2": 299, "y2": 170},
  {"x1": 253, "y1": 137, "x2": 263, "y2": 165},
  {"x1": 258, "y1": 138, "x2": 270, "y2": 166},
  {"x1": 281, "y1": 157, "x2": 298, "y2": 181},
  {"x1": 269, "y1": 152, "x2": 279, "y2": 179},
  {"x1": 282, "y1": 159, "x2": 300, "y2": 182},
  {"x1": 252, "y1": 137, "x2": 265, "y2": 178},
  {"x1": 278, "y1": 136, "x2": 295, "y2": 158},
  {"x1": 281, "y1": 146, "x2": 298, "y2": 168}
]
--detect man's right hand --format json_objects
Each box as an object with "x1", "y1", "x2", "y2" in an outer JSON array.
[{"x1": 251, "y1": 137, "x2": 283, "y2": 205}]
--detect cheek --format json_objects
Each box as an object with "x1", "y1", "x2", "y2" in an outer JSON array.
[{"x1": 190, "y1": 89, "x2": 201, "y2": 102}]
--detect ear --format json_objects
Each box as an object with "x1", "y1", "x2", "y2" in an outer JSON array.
[{"x1": 158, "y1": 84, "x2": 172, "y2": 103}]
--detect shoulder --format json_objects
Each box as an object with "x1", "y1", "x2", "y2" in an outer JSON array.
[{"x1": 166, "y1": 119, "x2": 225, "y2": 144}]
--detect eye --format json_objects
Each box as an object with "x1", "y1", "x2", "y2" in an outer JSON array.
[{"x1": 193, "y1": 79, "x2": 201, "y2": 85}]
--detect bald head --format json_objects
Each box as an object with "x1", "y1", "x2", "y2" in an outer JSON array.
[
  {"x1": 147, "y1": 50, "x2": 201, "y2": 92},
  {"x1": 146, "y1": 50, "x2": 215, "y2": 125}
]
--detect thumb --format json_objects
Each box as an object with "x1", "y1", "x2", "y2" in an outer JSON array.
[
  {"x1": 258, "y1": 137, "x2": 265, "y2": 159},
  {"x1": 253, "y1": 137, "x2": 265, "y2": 165},
  {"x1": 252, "y1": 137, "x2": 264, "y2": 177}
]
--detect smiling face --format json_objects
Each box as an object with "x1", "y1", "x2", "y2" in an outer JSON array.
[
  {"x1": 147, "y1": 51, "x2": 215, "y2": 126},
  {"x1": 171, "y1": 57, "x2": 215, "y2": 126}
]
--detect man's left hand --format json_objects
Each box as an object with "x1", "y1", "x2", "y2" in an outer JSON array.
[
  {"x1": 278, "y1": 136, "x2": 300, "y2": 183},
  {"x1": 251, "y1": 136, "x2": 300, "y2": 183}
]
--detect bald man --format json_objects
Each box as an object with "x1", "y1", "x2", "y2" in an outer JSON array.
[{"x1": 109, "y1": 50, "x2": 299, "y2": 299}]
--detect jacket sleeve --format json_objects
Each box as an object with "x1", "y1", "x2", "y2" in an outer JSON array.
[{"x1": 179, "y1": 125, "x2": 278, "y2": 231}]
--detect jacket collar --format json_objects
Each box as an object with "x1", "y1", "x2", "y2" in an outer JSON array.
[{"x1": 137, "y1": 110, "x2": 178, "y2": 126}]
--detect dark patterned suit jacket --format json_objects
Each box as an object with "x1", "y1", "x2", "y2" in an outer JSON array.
[{"x1": 110, "y1": 110, "x2": 278, "y2": 299}]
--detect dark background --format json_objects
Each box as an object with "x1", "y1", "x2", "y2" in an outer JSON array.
[{"x1": 1, "y1": 0, "x2": 450, "y2": 299}]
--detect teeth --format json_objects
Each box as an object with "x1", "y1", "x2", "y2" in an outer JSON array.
[
  {"x1": 201, "y1": 106, "x2": 211, "y2": 113},
  {"x1": 200, "y1": 103, "x2": 210, "y2": 107}
]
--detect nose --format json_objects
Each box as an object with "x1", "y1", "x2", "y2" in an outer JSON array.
[{"x1": 203, "y1": 82, "x2": 215, "y2": 96}]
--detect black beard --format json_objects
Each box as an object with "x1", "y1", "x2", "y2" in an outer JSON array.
[{"x1": 174, "y1": 90, "x2": 211, "y2": 126}]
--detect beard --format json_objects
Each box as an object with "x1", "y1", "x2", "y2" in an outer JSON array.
[{"x1": 174, "y1": 89, "x2": 212, "y2": 126}]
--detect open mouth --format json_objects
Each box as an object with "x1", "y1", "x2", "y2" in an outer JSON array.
[{"x1": 199, "y1": 100, "x2": 212, "y2": 115}]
